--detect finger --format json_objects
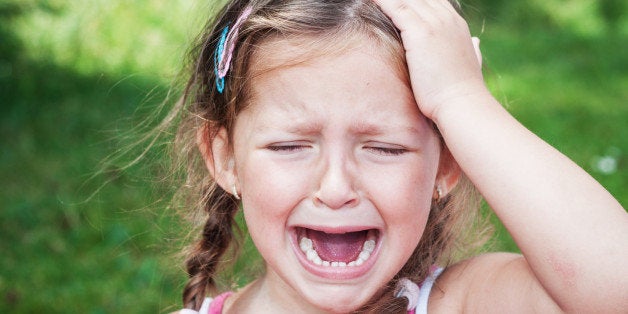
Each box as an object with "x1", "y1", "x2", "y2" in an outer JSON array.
[
  {"x1": 417, "y1": 0, "x2": 465, "y2": 23},
  {"x1": 410, "y1": 0, "x2": 457, "y2": 23},
  {"x1": 375, "y1": 0, "x2": 466, "y2": 36},
  {"x1": 431, "y1": 0, "x2": 461, "y2": 17},
  {"x1": 471, "y1": 36, "x2": 482, "y2": 67},
  {"x1": 374, "y1": 0, "x2": 434, "y2": 32}
]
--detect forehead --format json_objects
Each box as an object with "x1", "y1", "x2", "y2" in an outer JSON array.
[
  {"x1": 247, "y1": 32, "x2": 407, "y2": 85},
  {"x1": 238, "y1": 34, "x2": 425, "y2": 134}
]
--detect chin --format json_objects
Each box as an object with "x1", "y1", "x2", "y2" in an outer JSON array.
[
  {"x1": 299, "y1": 283, "x2": 377, "y2": 313},
  {"x1": 312, "y1": 299, "x2": 364, "y2": 313}
]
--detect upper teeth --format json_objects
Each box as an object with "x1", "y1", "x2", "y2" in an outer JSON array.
[{"x1": 299, "y1": 237, "x2": 376, "y2": 267}]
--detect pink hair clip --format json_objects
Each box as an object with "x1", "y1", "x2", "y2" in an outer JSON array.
[{"x1": 214, "y1": 6, "x2": 253, "y2": 93}]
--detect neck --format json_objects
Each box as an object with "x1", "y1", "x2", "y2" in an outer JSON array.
[{"x1": 226, "y1": 270, "x2": 335, "y2": 314}]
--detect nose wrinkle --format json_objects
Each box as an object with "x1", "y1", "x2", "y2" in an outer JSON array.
[{"x1": 314, "y1": 154, "x2": 359, "y2": 209}]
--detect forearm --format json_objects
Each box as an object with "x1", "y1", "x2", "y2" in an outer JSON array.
[{"x1": 434, "y1": 90, "x2": 628, "y2": 311}]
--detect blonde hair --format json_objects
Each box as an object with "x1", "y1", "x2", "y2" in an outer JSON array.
[{"x1": 172, "y1": 0, "x2": 488, "y2": 311}]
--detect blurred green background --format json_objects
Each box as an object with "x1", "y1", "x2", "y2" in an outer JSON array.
[{"x1": 1, "y1": 0, "x2": 626, "y2": 312}]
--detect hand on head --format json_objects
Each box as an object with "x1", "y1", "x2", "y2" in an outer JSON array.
[
  {"x1": 175, "y1": 0, "x2": 628, "y2": 312},
  {"x1": 374, "y1": 0, "x2": 485, "y2": 121}
]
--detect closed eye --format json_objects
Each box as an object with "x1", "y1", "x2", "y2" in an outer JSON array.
[
  {"x1": 364, "y1": 146, "x2": 408, "y2": 156},
  {"x1": 266, "y1": 143, "x2": 311, "y2": 153}
]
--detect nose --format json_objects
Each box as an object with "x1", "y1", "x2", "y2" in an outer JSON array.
[{"x1": 313, "y1": 154, "x2": 359, "y2": 210}]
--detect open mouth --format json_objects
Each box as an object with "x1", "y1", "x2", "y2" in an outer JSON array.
[{"x1": 296, "y1": 228, "x2": 378, "y2": 268}]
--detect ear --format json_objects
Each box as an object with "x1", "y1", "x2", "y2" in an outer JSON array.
[
  {"x1": 435, "y1": 145, "x2": 461, "y2": 197},
  {"x1": 197, "y1": 124, "x2": 239, "y2": 197}
]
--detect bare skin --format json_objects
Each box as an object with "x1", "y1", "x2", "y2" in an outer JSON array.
[
  {"x1": 374, "y1": 0, "x2": 628, "y2": 312},
  {"x1": 177, "y1": 1, "x2": 628, "y2": 313}
]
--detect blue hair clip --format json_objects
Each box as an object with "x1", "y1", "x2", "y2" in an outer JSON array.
[
  {"x1": 212, "y1": 6, "x2": 253, "y2": 94},
  {"x1": 214, "y1": 26, "x2": 229, "y2": 93}
]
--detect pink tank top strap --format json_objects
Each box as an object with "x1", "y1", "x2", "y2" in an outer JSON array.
[{"x1": 207, "y1": 291, "x2": 233, "y2": 314}]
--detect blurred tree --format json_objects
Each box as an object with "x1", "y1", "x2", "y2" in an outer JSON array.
[{"x1": 599, "y1": 0, "x2": 626, "y2": 30}]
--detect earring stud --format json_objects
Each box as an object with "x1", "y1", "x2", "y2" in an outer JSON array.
[
  {"x1": 433, "y1": 185, "x2": 443, "y2": 201},
  {"x1": 232, "y1": 184, "x2": 240, "y2": 200}
]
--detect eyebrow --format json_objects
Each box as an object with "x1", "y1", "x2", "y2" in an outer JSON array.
[
  {"x1": 253, "y1": 118, "x2": 421, "y2": 137},
  {"x1": 253, "y1": 120, "x2": 323, "y2": 135},
  {"x1": 286, "y1": 121, "x2": 323, "y2": 135},
  {"x1": 350, "y1": 121, "x2": 421, "y2": 136}
]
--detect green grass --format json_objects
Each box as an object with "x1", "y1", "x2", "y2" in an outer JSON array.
[
  {"x1": 1, "y1": 0, "x2": 626, "y2": 312},
  {"x1": 0, "y1": 1, "x2": 193, "y2": 312}
]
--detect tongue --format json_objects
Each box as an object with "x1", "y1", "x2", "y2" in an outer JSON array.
[{"x1": 307, "y1": 230, "x2": 367, "y2": 263}]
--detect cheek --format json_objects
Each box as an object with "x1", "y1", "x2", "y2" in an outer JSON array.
[
  {"x1": 370, "y1": 156, "x2": 440, "y2": 238},
  {"x1": 237, "y1": 156, "x2": 313, "y2": 262},
  {"x1": 238, "y1": 155, "x2": 309, "y2": 227},
  {"x1": 384, "y1": 167, "x2": 436, "y2": 262},
  {"x1": 373, "y1": 161, "x2": 437, "y2": 211}
]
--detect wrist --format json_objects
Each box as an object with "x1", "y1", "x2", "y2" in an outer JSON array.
[{"x1": 429, "y1": 86, "x2": 497, "y2": 127}]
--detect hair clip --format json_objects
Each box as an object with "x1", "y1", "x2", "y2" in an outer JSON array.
[{"x1": 214, "y1": 6, "x2": 253, "y2": 93}]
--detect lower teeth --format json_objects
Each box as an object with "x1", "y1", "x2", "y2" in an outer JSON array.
[{"x1": 299, "y1": 236, "x2": 376, "y2": 267}]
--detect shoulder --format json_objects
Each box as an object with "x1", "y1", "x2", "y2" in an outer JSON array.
[{"x1": 428, "y1": 253, "x2": 563, "y2": 313}]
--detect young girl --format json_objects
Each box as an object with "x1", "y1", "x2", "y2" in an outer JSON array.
[{"x1": 171, "y1": 0, "x2": 628, "y2": 312}]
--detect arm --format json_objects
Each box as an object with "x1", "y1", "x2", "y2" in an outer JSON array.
[
  {"x1": 375, "y1": 0, "x2": 628, "y2": 311},
  {"x1": 435, "y1": 78, "x2": 628, "y2": 312}
]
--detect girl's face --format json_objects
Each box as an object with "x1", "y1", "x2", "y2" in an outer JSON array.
[{"x1": 231, "y1": 37, "x2": 443, "y2": 312}]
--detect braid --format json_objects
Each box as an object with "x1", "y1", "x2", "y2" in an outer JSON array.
[
  {"x1": 172, "y1": 0, "x2": 483, "y2": 311},
  {"x1": 182, "y1": 183, "x2": 239, "y2": 310}
]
